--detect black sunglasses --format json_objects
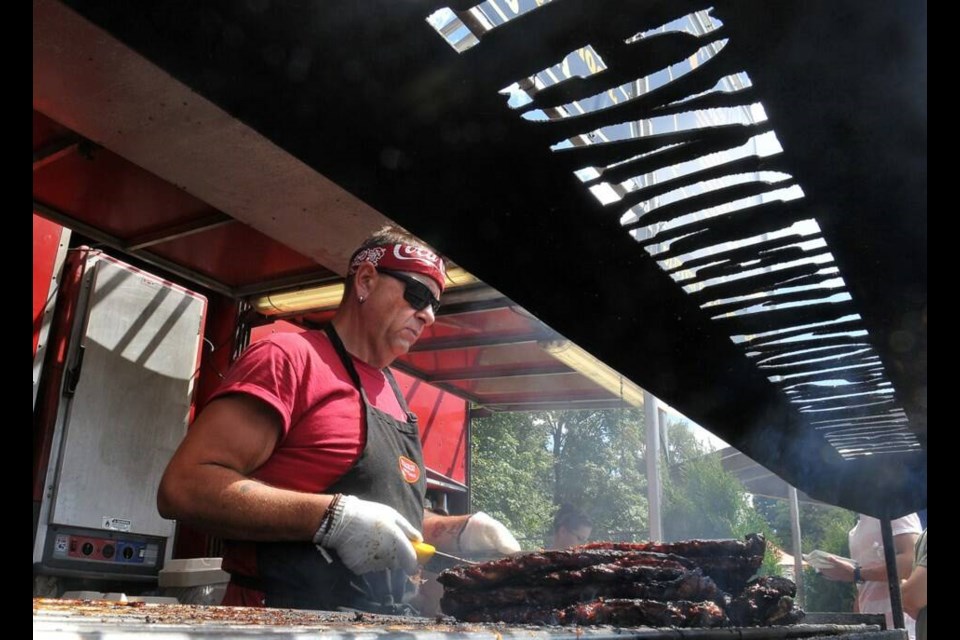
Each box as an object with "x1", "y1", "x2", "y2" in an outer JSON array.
[{"x1": 377, "y1": 268, "x2": 441, "y2": 314}]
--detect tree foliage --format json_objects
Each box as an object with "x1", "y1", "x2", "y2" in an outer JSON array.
[
  {"x1": 550, "y1": 409, "x2": 649, "y2": 540},
  {"x1": 470, "y1": 408, "x2": 649, "y2": 547},
  {"x1": 470, "y1": 407, "x2": 859, "y2": 611},
  {"x1": 662, "y1": 435, "x2": 774, "y2": 548},
  {"x1": 468, "y1": 411, "x2": 553, "y2": 547},
  {"x1": 470, "y1": 407, "x2": 771, "y2": 553},
  {"x1": 753, "y1": 497, "x2": 858, "y2": 611}
]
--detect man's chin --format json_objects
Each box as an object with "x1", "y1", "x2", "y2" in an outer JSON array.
[{"x1": 391, "y1": 339, "x2": 415, "y2": 357}]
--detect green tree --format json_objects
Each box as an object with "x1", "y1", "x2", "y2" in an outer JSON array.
[
  {"x1": 468, "y1": 410, "x2": 553, "y2": 548},
  {"x1": 471, "y1": 407, "x2": 650, "y2": 546},
  {"x1": 547, "y1": 408, "x2": 648, "y2": 540},
  {"x1": 792, "y1": 502, "x2": 857, "y2": 612},
  {"x1": 660, "y1": 420, "x2": 781, "y2": 574},
  {"x1": 662, "y1": 444, "x2": 774, "y2": 543},
  {"x1": 752, "y1": 496, "x2": 858, "y2": 611},
  {"x1": 471, "y1": 408, "x2": 777, "y2": 566},
  {"x1": 471, "y1": 407, "x2": 861, "y2": 608},
  {"x1": 660, "y1": 414, "x2": 704, "y2": 465}
]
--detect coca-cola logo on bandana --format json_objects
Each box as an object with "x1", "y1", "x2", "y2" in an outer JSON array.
[
  {"x1": 398, "y1": 455, "x2": 421, "y2": 484},
  {"x1": 348, "y1": 243, "x2": 447, "y2": 292},
  {"x1": 392, "y1": 245, "x2": 446, "y2": 277}
]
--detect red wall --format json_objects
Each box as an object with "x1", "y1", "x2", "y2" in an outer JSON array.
[
  {"x1": 33, "y1": 215, "x2": 66, "y2": 358},
  {"x1": 391, "y1": 368, "x2": 468, "y2": 483},
  {"x1": 32, "y1": 247, "x2": 87, "y2": 502},
  {"x1": 250, "y1": 321, "x2": 468, "y2": 483}
]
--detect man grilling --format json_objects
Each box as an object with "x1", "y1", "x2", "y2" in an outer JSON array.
[{"x1": 157, "y1": 225, "x2": 520, "y2": 613}]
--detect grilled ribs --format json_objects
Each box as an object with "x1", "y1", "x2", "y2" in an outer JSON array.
[
  {"x1": 460, "y1": 598, "x2": 726, "y2": 627},
  {"x1": 441, "y1": 569, "x2": 720, "y2": 618},
  {"x1": 577, "y1": 533, "x2": 765, "y2": 559},
  {"x1": 577, "y1": 534, "x2": 765, "y2": 594},
  {"x1": 727, "y1": 575, "x2": 805, "y2": 626},
  {"x1": 537, "y1": 562, "x2": 688, "y2": 586},
  {"x1": 436, "y1": 533, "x2": 801, "y2": 629},
  {"x1": 436, "y1": 549, "x2": 692, "y2": 591}
]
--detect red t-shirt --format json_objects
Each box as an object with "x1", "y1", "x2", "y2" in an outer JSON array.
[{"x1": 211, "y1": 330, "x2": 408, "y2": 596}]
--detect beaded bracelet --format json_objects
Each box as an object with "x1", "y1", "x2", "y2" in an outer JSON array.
[{"x1": 312, "y1": 493, "x2": 343, "y2": 546}]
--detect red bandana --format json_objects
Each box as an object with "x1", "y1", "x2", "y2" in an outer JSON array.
[{"x1": 349, "y1": 243, "x2": 447, "y2": 292}]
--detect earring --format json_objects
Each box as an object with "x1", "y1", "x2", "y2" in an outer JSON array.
[{"x1": 358, "y1": 296, "x2": 365, "y2": 304}]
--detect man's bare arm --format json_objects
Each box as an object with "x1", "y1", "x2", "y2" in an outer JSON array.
[
  {"x1": 422, "y1": 510, "x2": 471, "y2": 552},
  {"x1": 900, "y1": 565, "x2": 926, "y2": 619},
  {"x1": 157, "y1": 394, "x2": 333, "y2": 541},
  {"x1": 818, "y1": 532, "x2": 919, "y2": 584},
  {"x1": 860, "y1": 532, "x2": 918, "y2": 582}
]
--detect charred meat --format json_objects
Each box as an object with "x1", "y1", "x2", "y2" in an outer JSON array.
[
  {"x1": 437, "y1": 533, "x2": 802, "y2": 629},
  {"x1": 460, "y1": 598, "x2": 726, "y2": 627},
  {"x1": 727, "y1": 575, "x2": 805, "y2": 626},
  {"x1": 577, "y1": 533, "x2": 765, "y2": 559},
  {"x1": 577, "y1": 533, "x2": 765, "y2": 594},
  {"x1": 436, "y1": 549, "x2": 692, "y2": 591},
  {"x1": 440, "y1": 569, "x2": 720, "y2": 618}
]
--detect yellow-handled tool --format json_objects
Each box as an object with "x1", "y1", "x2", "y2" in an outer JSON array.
[{"x1": 413, "y1": 541, "x2": 477, "y2": 566}]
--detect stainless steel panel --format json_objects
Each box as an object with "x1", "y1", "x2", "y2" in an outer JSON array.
[{"x1": 49, "y1": 256, "x2": 206, "y2": 538}]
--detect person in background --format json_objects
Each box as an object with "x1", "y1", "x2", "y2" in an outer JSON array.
[
  {"x1": 820, "y1": 513, "x2": 922, "y2": 639},
  {"x1": 900, "y1": 529, "x2": 926, "y2": 640},
  {"x1": 157, "y1": 225, "x2": 520, "y2": 613},
  {"x1": 550, "y1": 503, "x2": 593, "y2": 549}
]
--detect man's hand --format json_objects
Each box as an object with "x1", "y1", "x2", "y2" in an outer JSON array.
[
  {"x1": 459, "y1": 512, "x2": 521, "y2": 555},
  {"x1": 319, "y1": 496, "x2": 421, "y2": 575},
  {"x1": 818, "y1": 554, "x2": 856, "y2": 582}
]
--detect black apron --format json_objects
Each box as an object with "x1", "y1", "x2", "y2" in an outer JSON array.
[{"x1": 239, "y1": 324, "x2": 426, "y2": 613}]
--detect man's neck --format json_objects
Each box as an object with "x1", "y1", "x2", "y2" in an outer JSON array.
[{"x1": 330, "y1": 309, "x2": 392, "y2": 369}]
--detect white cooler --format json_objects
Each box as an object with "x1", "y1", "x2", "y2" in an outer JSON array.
[{"x1": 158, "y1": 557, "x2": 230, "y2": 605}]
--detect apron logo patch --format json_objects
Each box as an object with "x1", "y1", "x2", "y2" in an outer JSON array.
[{"x1": 398, "y1": 456, "x2": 421, "y2": 483}]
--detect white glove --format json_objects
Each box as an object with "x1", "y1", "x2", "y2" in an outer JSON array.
[
  {"x1": 318, "y1": 495, "x2": 421, "y2": 575},
  {"x1": 459, "y1": 512, "x2": 521, "y2": 555}
]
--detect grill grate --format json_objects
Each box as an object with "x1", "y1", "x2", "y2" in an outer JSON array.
[{"x1": 34, "y1": 598, "x2": 905, "y2": 639}]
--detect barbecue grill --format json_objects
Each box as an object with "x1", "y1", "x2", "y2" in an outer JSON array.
[{"x1": 33, "y1": 599, "x2": 907, "y2": 639}]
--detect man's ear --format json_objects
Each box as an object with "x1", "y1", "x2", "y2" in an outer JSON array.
[{"x1": 353, "y1": 262, "x2": 378, "y2": 301}]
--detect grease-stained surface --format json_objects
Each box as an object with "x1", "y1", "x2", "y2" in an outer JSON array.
[{"x1": 33, "y1": 598, "x2": 905, "y2": 639}]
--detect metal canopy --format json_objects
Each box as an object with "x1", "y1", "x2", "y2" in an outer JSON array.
[
  {"x1": 716, "y1": 447, "x2": 826, "y2": 508},
  {"x1": 33, "y1": 0, "x2": 925, "y2": 518}
]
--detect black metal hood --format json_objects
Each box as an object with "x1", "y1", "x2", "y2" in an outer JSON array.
[{"x1": 36, "y1": 0, "x2": 925, "y2": 518}]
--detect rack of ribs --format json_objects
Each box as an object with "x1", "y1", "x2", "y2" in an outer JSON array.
[
  {"x1": 440, "y1": 568, "x2": 720, "y2": 618},
  {"x1": 459, "y1": 598, "x2": 727, "y2": 627},
  {"x1": 436, "y1": 549, "x2": 693, "y2": 590},
  {"x1": 576, "y1": 533, "x2": 766, "y2": 594},
  {"x1": 727, "y1": 575, "x2": 804, "y2": 626},
  {"x1": 436, "y1": 533, "x2": 804, "y2": 628}
]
